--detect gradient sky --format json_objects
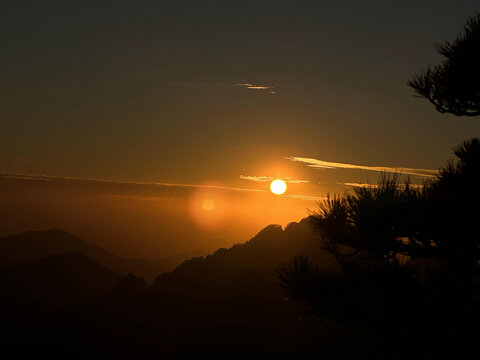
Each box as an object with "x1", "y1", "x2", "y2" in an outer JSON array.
[{"x1": 2, "y1": 1, "x2": 480, "y2": 258}]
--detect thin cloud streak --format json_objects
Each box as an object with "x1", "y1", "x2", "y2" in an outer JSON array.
[
  {"x1": 342, "y1": 182, "x2": 378, "y2": 188},
  {"x1": 0, "y1": 172, "x2": 265, "y2": 193},
  {"x1": 0, "y1": 172, "x2": 319, "y2": 200},
  {"x1": 236, "y1": 82, "x2": 276, "y2": 94},
  {"x1": 103, "y1": 192, "x2": 325, "y2": 202},
  {"x1": 282, "y1": 193, "x2": 326, "y2": 201},
  {"x1": 341, "y1": 182, "x2": 425, "y2": 189},
  {"x1": 240, "y1": 175, "x2": 309, "y2": 184},
  {"x1": 287, "y1": 157, "x2": 438, "y2": 177},
  {"x1": 158, "y1": 81, "x2": 278, "y2": 94}
]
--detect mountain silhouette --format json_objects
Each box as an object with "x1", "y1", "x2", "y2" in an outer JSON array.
[
  {"x1": 0, "y1": 251, "x2": 122, "y2": 307},
  {"x1": 0, "y1": 228, "x2": 166, "y2": 282},
  {"x1": 138, "y1": 219, "x2": 362, "y2": 356},
  {"x1": 1, "y1": 219, "x2": 373, "y2": 358},
  {"x1": 149, "y1": 219, "x2": 337, "y2": 315},
  {"x1": 160, "y1": 218, "x2": 337, "y2": 273}
]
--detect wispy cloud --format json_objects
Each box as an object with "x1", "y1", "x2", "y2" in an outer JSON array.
[
  {"x1": 287, "y1": 157, "x2": 438, "y2": 178},
  {"x1": 240, "y1": 175, "x2": 308, "y2": 184},
  {"x1": 282, "y1": 193, "x2": 326, "y2": 201},
  {"x1": 342, "y1": 182, "x2": 379, "y2": 188},
  {"x1": 341, "y1": 182, "x2": 424, "y2": 189},
  {"x1": 156, "y1": 80, "x2": 278, "y2": 94},
  {"x1": 236, "y1": 82, "x2": 276, "y2": 94},
  {"x1": 0, "y1": 172, "x2": 266, "y2": 193},
  {"x1": 0, "y1": 172, "x2": 319, "y2": 200}
]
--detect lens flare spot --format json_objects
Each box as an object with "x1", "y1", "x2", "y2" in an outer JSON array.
[
  {"x1": 270, "y1": 179, "x2": 287, "y2": 195},
  {"x1": 201, "y1": 198, "x2": 215, "y2": 211}
]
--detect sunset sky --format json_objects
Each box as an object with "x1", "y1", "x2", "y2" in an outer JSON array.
[{"x1": 2, "y1": 1, "x2": 480, "y2": 258}]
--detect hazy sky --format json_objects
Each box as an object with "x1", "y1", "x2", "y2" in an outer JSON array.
[{"x1": 2, "y1": 1, "x2": 480, "y2": 257}]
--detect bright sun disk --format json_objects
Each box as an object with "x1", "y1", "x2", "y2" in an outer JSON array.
[{"x1": 270, "y1": 179, "x2": 287, "y2": 195}]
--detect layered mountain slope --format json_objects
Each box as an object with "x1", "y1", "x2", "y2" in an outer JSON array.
[
  {"x1": 0, "y1": 229, "x2": 163, "y2": 281},
  {"x1": 1, "y1": 251, "x2": 122, "y2": 307}
]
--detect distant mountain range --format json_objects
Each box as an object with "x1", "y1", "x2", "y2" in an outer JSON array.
[
  {"x1": 1, "y1": 251, "x2": 122, "y2": 307},
  {"x1": 0, "y1": 228, "x2": 199, "y2": 282},
  {"x1": 0, "y1": 219, "x2": 335, "y2": 285},
  {"x1": 0, "y1": 218, "x2": 338, "y2": 313},
  {"x1": 0, "y1": 219, "x2": 372, "y2": 358}
]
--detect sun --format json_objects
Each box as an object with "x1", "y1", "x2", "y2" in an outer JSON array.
[{"x1": 270, "y1": 179, "x2": 287, "y2": 195}]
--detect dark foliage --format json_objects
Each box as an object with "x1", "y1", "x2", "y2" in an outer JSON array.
[
  {"x1": 310, "y1": 174, "x2": 431, "y2": 262},
  {"x1": 277, "y1": 138, "x2": 480, "y2": 357},
  {"x1": 408, "y1": 12, "x2": 480, "y2": 116},
  {"x1": 425, "y1": 138, "x2": 480, "y2": 272},
  {"x1": 278, "y1": 257, "x2": 422, "y2": 324},
  {"x1": 278, "y1": 13, "x2": 480, "y2": 355}
]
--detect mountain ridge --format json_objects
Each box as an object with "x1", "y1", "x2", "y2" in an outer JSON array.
[{"x1": 0, "y1": 228, "x2": 165, "y2": 282}]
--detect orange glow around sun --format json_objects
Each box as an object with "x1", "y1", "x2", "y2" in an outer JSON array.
[
  {"x1": 270, "y1": 179, "x2": 287, "y2": 195},
  {"x1": 189, "y1": 187, "x2": 226, "y2": 229},
  {"x1": 201, "y1": 198, "x2": 215, "y2": 211}
]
